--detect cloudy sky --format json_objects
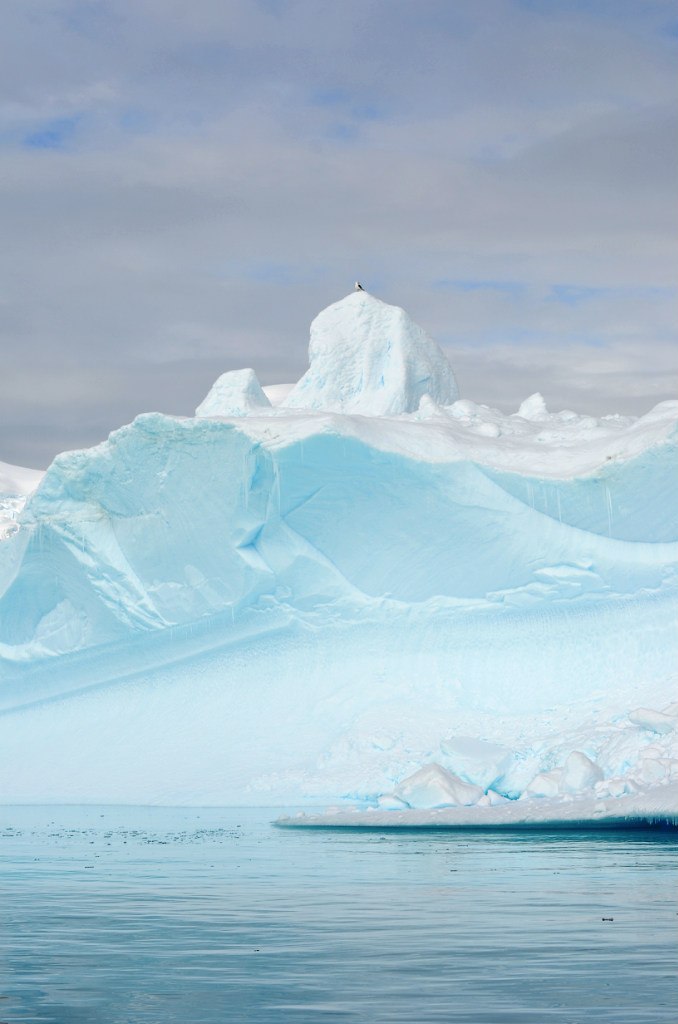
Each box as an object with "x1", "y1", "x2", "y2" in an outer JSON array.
[{"x1": 1, "y1": 0, "x2": 677, "y2": 466}]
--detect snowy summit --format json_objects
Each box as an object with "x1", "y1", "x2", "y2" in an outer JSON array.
[
  {"x1": 282, "y1": 290, "x2": 459, "y2": 415},
  {"x1": 0, "y1": 289, "x2": 677, "y2": 829}
]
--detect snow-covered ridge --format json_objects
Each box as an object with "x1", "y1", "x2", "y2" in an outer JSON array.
[
  {"x1": 192, "y1": 291, "x2": 677, "y2": 480},
  {"x1": 206, "y1": 394, "x2": 678, "y2": 481},
  {"x1": 0, "y1": 290, "x2": 676, "y2": 819}
]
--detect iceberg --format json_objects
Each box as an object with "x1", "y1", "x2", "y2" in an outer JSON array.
[{"x1": 0, "y1": 290, "x2": 676, "y2": 821}]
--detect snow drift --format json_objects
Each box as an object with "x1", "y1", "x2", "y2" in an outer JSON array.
[{"x1": 0, "y1": 291, "x2": 676, "y2": 821}]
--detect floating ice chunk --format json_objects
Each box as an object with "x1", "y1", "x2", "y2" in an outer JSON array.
[
  {"x1": 283, "y1": 291, "x2": 458, "y2": 416},
  {"x1": 560, "y1": 751, "x2": 604, "y2": 794},
  {"x1": 516, "y1": 393, "x2": 549, "y2": 421},
  {"x1": 391, "y1": 763, "x2": 484, "y2": 809},
  {"x1": 196, "y1": 368, "x2": 271, "y2": 418},
  {"x1": 628, "y1": 708, "x2": 676, "y2": 735}
]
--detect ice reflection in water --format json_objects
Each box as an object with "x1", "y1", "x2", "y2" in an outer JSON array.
[{"x1": 1, "y1": 806, "x2": 677, "y2": 1023}]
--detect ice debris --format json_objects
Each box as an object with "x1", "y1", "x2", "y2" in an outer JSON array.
[
  {"x1": 387, "y1": 764, "x2": 485, "y2": 809},
  {"x1": 560, "y1": 751, "x2": 604, "y2": 794}
]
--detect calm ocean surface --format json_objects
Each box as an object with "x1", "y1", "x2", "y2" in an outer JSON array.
[{"x1": 0, "y1": 806, "x2": 676, "y2": 1023}]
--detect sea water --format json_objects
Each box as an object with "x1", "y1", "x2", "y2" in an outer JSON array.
[{"x1": 1, "y1": 806, "x2": 676, "y2": 1023}]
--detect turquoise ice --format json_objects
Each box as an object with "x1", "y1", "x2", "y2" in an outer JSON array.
[{"x1": 0, "y1": 292, "x2": 676, "y2": 811}]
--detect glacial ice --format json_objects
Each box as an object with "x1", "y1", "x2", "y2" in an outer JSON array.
[
  {"x1": 283, "y1": 290, "x2": 459, "y2": 414},
  {"x1": 0, "y1": 290, "x2": 676, "y2": 823}
]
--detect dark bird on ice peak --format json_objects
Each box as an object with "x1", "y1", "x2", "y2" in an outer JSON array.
[{"x1": 354, "y1": 281, "x2": 365, "y2": 291}]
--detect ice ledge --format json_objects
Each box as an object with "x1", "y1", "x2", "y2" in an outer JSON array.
[{"x1": 276, "y1": 782, "x2": 678, "y2": 830}]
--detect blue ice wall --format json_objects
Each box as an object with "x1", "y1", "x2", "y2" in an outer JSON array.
[
  {"x1": 481, "y1": 430, "x2": 678, "y2": 542},
  {"x1": 0, "y1": 412, "x2": 676, "y2": 689}
]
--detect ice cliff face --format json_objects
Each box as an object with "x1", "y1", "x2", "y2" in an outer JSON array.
[
  {"x1": 0, "y1": 291, "x2": 676, "y2": 812},
  {"x1": 3, "y1": 404, "x2": 676, "y2": 660}
]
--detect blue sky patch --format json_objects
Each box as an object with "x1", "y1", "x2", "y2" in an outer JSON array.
[{"x1": 23, "y1": 115, "x2": 81, "y2": 150}]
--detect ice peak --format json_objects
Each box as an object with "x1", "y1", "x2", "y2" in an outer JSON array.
[
  {"x1": 283, "y1": 290, "x2": 458, "y2": 416},
  {"x1": 195, "y1": 368, "x2": 271, "y2": 418}
]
